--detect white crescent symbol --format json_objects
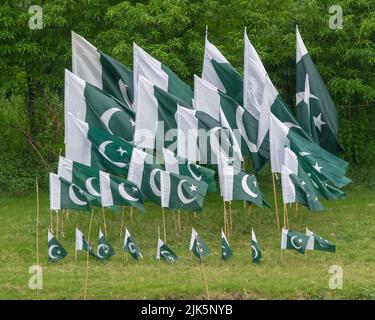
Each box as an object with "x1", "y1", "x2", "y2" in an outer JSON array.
[
  {"x1": 118, "y1": 79, "x2": 132, "y2": 108},
  {"x1": 291, "y1": 236, "x2": 302, "y2": 250},
  {"x1": 241, "y1": 175, "x2": 258, "y2": 198},
  {"x1": 98, "y1": 141, "x2": 127, "y2": 168},
  {"x1": 252, "y1": 245, "x2": 258, "y2": 259},
  {"x1": 177, "y1": 180, "x2": 196, "y2": 204},
  {"x1": 48, "y1": 244, "x2": 59, "y2": 259},
  {"x1": 85, "y1": 177, "x2": 101, "y2": 197},
  {"x1": 150, "y1": 169, "x2": 161, "y2": 197},
  {"x1": 69, "y1": 184, "x2": 87, "y2": 206},
  {"x1": 236, "y1": 107, "x2": 258, "y2": 153},
  {"x1": 128, "y1": 242, "x2": 136, "y2": 254},
  {"x1": 100, "y1": 108, "x2": 121, "y2": 135},
  {"x1": 118, "y1": 183, "x2": 139, "y2": 202},
  {"x1": 187, "y1": 162, "x2": 202, "y2": 181},
  {"x1": 97, "y1": 244, "x2": 108, "y2": 259}
]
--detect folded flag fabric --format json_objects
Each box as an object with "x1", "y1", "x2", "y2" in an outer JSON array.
[
  {"x1": 72, "y1": 31, "x2": 133, "y2": 108},
  {"x1": 251, "y1": 229, "x2": 262, "y2": 263},
  {"x1": 156, "y1": 239, "x2": 178, "y2": 263},
  {"x1": 281, "y1": 228, "x2": 309, "y2": 254},
  {"x1": 221, "y1": 230, "x2": 233, "y2": 261},
  {"x1": 96, "y1": 229, "x2": 115, "y2": 261},
  {"x1": 306, "y1": 228, "x2": 336, "y2": 253},
  {"x1": 48, "y1": 230, "x2": 67, "y2": 262},
  {"x1": 76, "y1": 228, "x2": 96, "y2": 257},
  {"x1": 189, "y1": 228, "x2": 210, "y2": 260},
  {"x1": 123, "y1": 228, "x2": 142, "y2": 260}
]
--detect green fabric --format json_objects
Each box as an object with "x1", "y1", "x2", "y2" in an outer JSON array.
[
  {"x1": 48, "y1": 234, "x2": 67, "y2": 262},
  {"x1": 285, "y1": 230, "x2": 309, "y2": 254},
  {"x1": 124, "y1": 234, "x2": 142, "y2": 260},
  {"x1": 251, "y1": 239, "x2": 262, "y2": 263},
  {"x1": 96, "y1": 231, "x2": 115, "y2": 261},
  {"x1": 221, "y1": 235, "x2": 233, "y2": 261},
  {"x1": 191, "y1": 237, "x2": 210, "y2": 261}
]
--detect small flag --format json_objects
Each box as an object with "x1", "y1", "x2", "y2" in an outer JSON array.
[
  {"x1": 251, "y1": 229, "x2": 262, "y2": 263},
  {"x1": 96, "y1": 229, "x2": 115, "y2": 261},
  {"x1": 306, "y1": 228, "x2": 336, "y2": 253},
  {"x1": 221, "y1": 230, "x2": 233, "y2": 261},
  {"x1": 48, "y1": 230, "x2": 67, "y2": 262},
  {"x1": 189, "y1": 228, "x2": 210, "y2": 260},
  {"x1": 281, "y1": 228, "x2": 309, "y2": 254},
  {"x1": 156, "y1": 239, "x2": 178, "y2": 263},
  {"x1": 75, "y1": 228, "x2": 96, "y2": 257},
  {"x1": 123, "y1": 228, "x2": 142, "y2": 260}
]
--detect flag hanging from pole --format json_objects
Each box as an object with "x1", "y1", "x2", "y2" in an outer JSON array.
[
  {"x1": 123, "y1": 228, "x2": 142, "y2": 260},
  {"x1": 306, "y1": 228, "x2": 336, "y2": 253},
  {"x1": 251, "y1": 229, "x2": 262, "y2": 263},
  {"x1": 48, "y1": 230, "x2": 67, "y2": 262},
  {"x1": 156, "y1": 239, "x2": 178, "y2": 263},
  {"x1": 221, "y1": 230, "x2": 233, "y2": 261},
  {"x1": 189, "y1": 228, "x2": 210, "y2": 260},
  {"x1": 281, "y1": 228, "x2": 309, "y2": 254},
  {"x1": 96, "y1": 228, "x2": 115, "y2": 261},
  {"x1": 76, "y1": 228, "x2": 96, "y2": 257}
]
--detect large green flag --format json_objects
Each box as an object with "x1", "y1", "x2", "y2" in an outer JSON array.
[
  {"x1": 296, "y1": 27, "x2": 343, "y2": 154},
  {"x1": 281, "y1": 228, "x2": 309, "y2": 254},
  {"x1": 96, "y1": 229, "x2": 115, "y2": 261},
  {"x1": 221, "y1": 230, "x2": 233, "y2": 261},
  {"x1": 156, "y1": 239, "x2": 178, "y2": 263},
  {"x1": 306, "y1": 228, "x2": 336, "y2": 253},
  {"x1": 99, "y1": 171, "x2": 144, "y2": 212},
  {"x1": 189, "y1": 228, "x2": 210, "y2": 260},
  {"x1": 162, "y1": 148, "x2": 217, "y2": 192},
  {"x1": 75, "y1": 228, "x2": 96, "y2": 257},
  {"x1": 251, "y1": 229, "x2": 262, "y2": 263},
  {"x1": 160, "y1": 171, "x2": 208, "y2": 212},
  {"x1": 72, "y1": 31, "x2": 133, "y2": 108},
  {"x1": 48, "y1": 230, "x2": 67, "y2": 262},
  {"x1": 64, "y1": 70, "x2": 135, "y2": 143},
  {"x1": 123, "y1": 229, "x2": 142, "y2": 260},
  {"x1": 133, "y1": 43, "x2": 193, "y2": 112}
]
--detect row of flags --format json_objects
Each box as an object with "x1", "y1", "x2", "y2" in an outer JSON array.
[{"x1": 48, "y1": 227, "x2": 335, "y2": 263}]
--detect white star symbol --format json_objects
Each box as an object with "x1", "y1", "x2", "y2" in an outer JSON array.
[
  {"x1": 132, "y1": 187, "x2": 138, "y2": 192},
  {"x1": 189, "y1": 184, "x2": 197, "y2": 192},
  {"x1": 301, "y1": 181, "x2": 306, "y2": 186},
  {"x1": 313, "y1": 162, "x2": 322, "y2": 173},
  {"x1": 78, "y1": 188, "x2": 84, "y2": 195},
  {"x1": 253, "y1": 181, "x2": 257, "y2": 187},
  {"x1": 298, "y1": 239, "x2": 303, "y2": 243},
  {"x1": 117, "y1": 147, "x2": 127, "y2": 156},
  {"x1": 313, "y1": 113, "x2": 326, "y2": 132},
  {"x1": 129, "y1": 119, "x2": 135, "y2": 127}
]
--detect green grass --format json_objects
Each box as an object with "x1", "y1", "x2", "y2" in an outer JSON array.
[{"x1": 1, "y1": 181, "x2": 375, "y2": 300}]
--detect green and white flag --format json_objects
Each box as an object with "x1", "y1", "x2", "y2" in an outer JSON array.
[
  {"x1": 269, "y1": 113, "x2": 351, "y2": 188},
  {"x1": 72, "y1": 31, "x2": 133, "y2": 108},
  {"x1": 162, "y1": 148, "x2": 217, "y2": 192},
  {"x1": 65, "y1": 113, "x2": 133, "y2": 175},
  {"x1": 281, "y1": 228, "x2": 309, "y2": 254},
  {"x1": 251, "y1": 229, "x2": 262, "y2": 263},
  {"x1": 221, "y1": 229, "x2": 233, "y2": 261},
  {"x1": 189, "y1": 228, "x2": 210, "y2": 260},
  {"x1": 133, "y1": 43, "x2": 193, "y2": 112},
  {"x1": 49, "y1": 173, "x2": 92, "y2": 212},
  {"x1": 133, "y1": 75, "x2": 191, "y2": 150},
  {"x1": 123, "y1": 228, "x2": 142, "y2": 260},
  {"x1": 160, "y1": 171, "x2": 208, "y2": 212},
  {"x1": 296, "y1": 27, "x2": 343, "y2": 154},
  {"x1": 156, "y1": 239, "x2": 178, "y2": 263},
  {"x1": 64, "y1": 70, "x2": 135, "y2": 143},
  {"x1": 202, "y1": 33, "x2": 243, "y2": 105},
  {"x1": 96, "y1": 228, "x2": 115, "y2": 261},
  {"x1": 48, "y1": 230, "x2": 67, "y2": 262},
  {"x1": 100, "y1": 171, "x2": 144, "y2": 211},
  {"x1": 306, "y1": 228, "x2": 336, "y2": 253},
  {"x1": 76, "y1": 228, "x2": 96, "y2": 257}
]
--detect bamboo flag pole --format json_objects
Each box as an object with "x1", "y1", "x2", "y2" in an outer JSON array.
[
  {"x1": 120, "y1": 206, "x2": 125, "y2": 239},
  {"x1": 56, "y1": 210, "x2": 59, "y2": 240},
  {"x1": 61, "y1": 210, "x2": 65, "y2": 238},
  {"x1": 84, "y1": 209, "x2": 94, "y2": 300},
  {"x1": 75, "y1": 224, "x2": 78, "y2": 262},
  {"x1": 272, "y1": 173, "x2": 280, "y2": 230},
  {"x1": 102, "y1": 207, "x2": 108, "y2": 237},
  {"x1": 35, "y1": 178, "x2": 40, "y2": 266},
  {"x1": 199, "y1": 254, "x2": 210, "y2": 299},
  {"x1": 283, "y1": 203, "x2": 287, "y2": 229},
  {"x1": 177, "y1": 209, "x2": 182, "y2": 232},
  {"x1": 49, "y1": 209, "x2": 53, "y2": 233},
  {"x1": 286, "y1": 204, "x2": 290, "y2": 229},
  {"x1": 228, "y1": 201, "x2": 233, "y2": 232},
  {"x1": 162, "y1": 208, "x2": 167, "y2": 243},
  {"x1": 173, "y1": 212, "x2": 178, "y2": 231},
  {"x1": 130, "y1": 206, "x2": 133, "y2": 223},
  {"x1": 223, "y1": 200, "x2": 227, "y2": 236}
]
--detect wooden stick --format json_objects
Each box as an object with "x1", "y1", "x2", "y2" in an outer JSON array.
[
  {"x1": 102, "y1": 207, "x2": 107, "y2": 237},
  {"x1": 283, "y1": 203, "x2": 287, "y2": 228},
  {"x1": 130, "y1": 206, "x2": 133, "y2": 223},
  {"x1": 173, "y1": 212, "x2": 178, "y2": 231},
  {"x1": 272, "y1": 173, "x2": 280, "y2": 230},
  {"x1": 199, "y1": 256, "x2": 210, "y2": 299},
  {"x1": 194, "y1": 211, "x2": 197, "y2": 219},
  {"x1": 223, "y1": 200, "x2": 227, "y2": 236},
  {"x1": 286, "y1": 204, "x2": 290, "y2": 229},
  {"x1": 162, "y1": 207, "x2": 167, "y2": 243},
  {"x1": 84, "y1": 209, "x2": 94, "y2": 300},
  {"x1": 177, "y1": 209, "x2": 182, "y2": 232},
  {"x1": 75, "y1": 224, "x2": 78, "y2": 262},
  {"x1": 61, "y1": 210, "x2": 65, "y2": 238},
  {"x1": 229, "y1": 201, "x2": 233, "y2": 232},
  {"x1": 56, "y1": 210, "x2": 59, "y2": 240},
  {"x1": 120, "y1": 206, "x2": 125, "y2": 239},
  {"x1": 247, "y1": 203, "x2": 252, "y2": 215},
  {"x1": 35, "y1": 178, "x2": 39, "y2": 266},
  {"x1": 49, "y1": 209, "x2": 53, "y2": 233}
]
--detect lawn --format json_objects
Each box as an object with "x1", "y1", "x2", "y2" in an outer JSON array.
[{"x1": 0, "y1": 179, "x2": 375, "y2": 300}]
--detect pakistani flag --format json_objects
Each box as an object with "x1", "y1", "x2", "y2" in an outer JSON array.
[
  {"x1": 133, "y1": 43, "x2": 193, "y2": 111},
  {"x1": 221, "y1": 230, "x2": 233, "y2": 261},
  {"x1": 49, "y1": 173, "x2": 92, "y2": 212},
  {"x1": 162, "y1": 148, "x2": 217, "y2": 192},
  {"x1": 296, "y1": 27, "x2": 343, "y2": 154},
  {"x1": 156, "y1": 239, "x2": 178, "y2": 263},
  {"x1": 76, "y1": 228, "x2": 96, "y2": 257},
  {"x1": 96, "y1": 229, "x2": 115, "y2": 261},
  {"x1": 100, "y1": 171, "x2": 144, "y2": 212},
  {"x1": 251, "y1": 229, "x2": 262, "y2": 263},
  {"x1": 48, "y1": 230, "x2": 67, "y2": 262},
  {"x1": 189, "y1": 228, "x2": 210, "y2": 260},
  {"x1": 64, "y1": 70, "x2": 135, "y2": 143},
  {"x1": 269, "y1": 113, "x2": 351, "y2": 188},
  {"x1": 202, "y1": 33, "x2": 243, "y2": 105},
  {"x1": 123, "y1": 228, "x2": 142, "y2": 260},
  {"x1": 65, "y1": 113, "x2": 133, "y2": 176},
  {"x1": 133, "y1": 75, "x2": 191, "y2": 150},
  {"x1": 160, "y1": 171, "x2": 208, "y2": 212},
  {"x1": 306, "y1": 228, "x2": 336, "y2": 253},
  {"x1": 281, "y1": 228, "x2": 309, "y2": 254},
  {"x1": 72, "y1": 31, "x2": 133, "y2": 108}
]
